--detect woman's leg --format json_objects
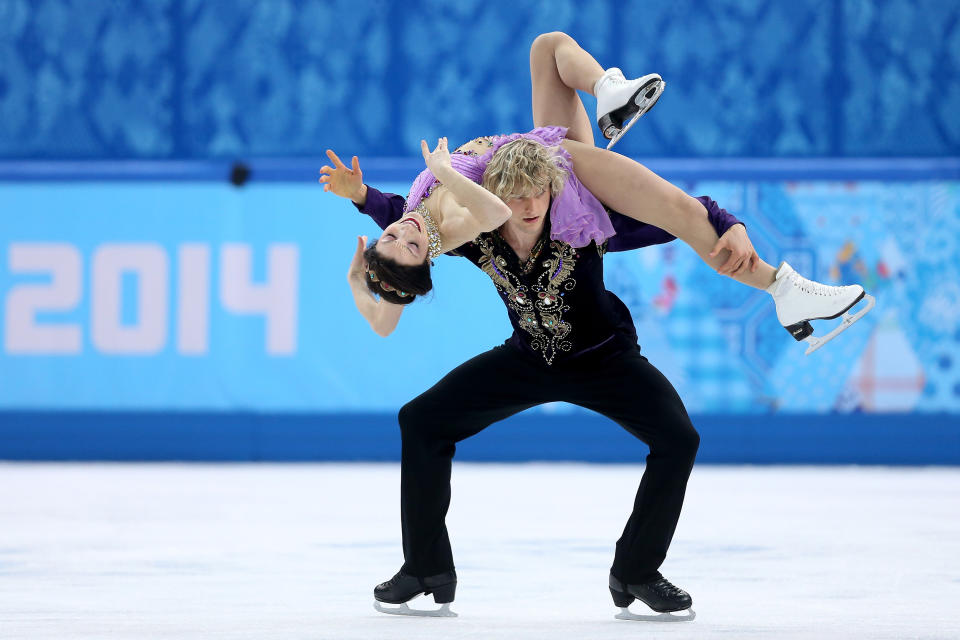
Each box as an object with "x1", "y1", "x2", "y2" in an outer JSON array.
[
  {"x1": 397, "y1": 346, "x2": 550, "y2": 576},
  {"x1": 562, "y1": 138, "x2": 778, "y2": 290},
  {"x1": 529, "y1": 31, "x2": 603, "y2": 145}
]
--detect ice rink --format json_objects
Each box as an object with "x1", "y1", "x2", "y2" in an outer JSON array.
[{"x1": 3, "y1": 463, "x2": 959, "y2": 639}]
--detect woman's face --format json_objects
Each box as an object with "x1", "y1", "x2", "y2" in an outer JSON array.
[
  {"x1": 502, "y1": 188, "x2": 551, "y2": 235},
  {"x1": 376, "y1": 211, "x2": 429, "y2": 266}
]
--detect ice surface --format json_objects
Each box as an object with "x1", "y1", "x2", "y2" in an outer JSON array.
[{"x1": 2, "y1": 463, "x2": 959, "y2": 639}]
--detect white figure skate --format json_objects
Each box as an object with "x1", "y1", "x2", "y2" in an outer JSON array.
[
  {"x1": 595, "y1": 68, "x2": 665, "y2": 149},
  {"x1": 767, "y1": 262, "x2": 876, "y2": 355}
]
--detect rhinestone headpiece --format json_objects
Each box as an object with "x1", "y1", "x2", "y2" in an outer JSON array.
[{"x1": 365, "y1": 266, "x2": 411, "y2": 298}]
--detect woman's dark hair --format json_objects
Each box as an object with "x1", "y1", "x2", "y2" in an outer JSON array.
[{"x1": 363, "y1": 241, "x2": 433, "y2": 305}]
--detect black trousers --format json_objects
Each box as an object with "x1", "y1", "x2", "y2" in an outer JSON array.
[{"x1": 397, "y1": 343, "x2": 699, "y2": 584}]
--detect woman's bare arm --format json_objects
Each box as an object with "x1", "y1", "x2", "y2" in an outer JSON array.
[
  {"x1": 423, "y1": 138, "x2": 511, "y2": 249},
  {"x1": 347, "y1": 235, "x2": 405, "y2": 336}
]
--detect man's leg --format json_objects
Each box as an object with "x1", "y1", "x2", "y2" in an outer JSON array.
[
  {"x1": 397, "y1": 345, "x2": 551, "y2": 577},
  {"x1": 566, "y1": 348, "x2": 699, "y2": 583}
]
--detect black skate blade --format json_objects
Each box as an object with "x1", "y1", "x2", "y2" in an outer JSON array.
[{"x1": 615, "y1": 606, "x2": 696, "y2": 622}]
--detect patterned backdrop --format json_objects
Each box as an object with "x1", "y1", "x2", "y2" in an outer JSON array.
[
  {"x1": 0, "y1": 0, "x2": 958, "y2": 159},
  {"x1": 602, "y1": 179, "x2": 959, "y2": 414}
]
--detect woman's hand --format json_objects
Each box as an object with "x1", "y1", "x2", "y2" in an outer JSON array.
[
  {"x1": 346, "y1": 234, "x2": 405, "y2": 337},
  {"x1": 319, "y1": 149, "x2": 367, "y2": 205},
  {"x1": 347, "y1": 235, "x2": 369, "y2": 287},
  {"x1": 421, "y1": 137, "x2": 452, "y2": 177},
  {"x1": 709, "y1": 224, "x2": 759, "y2": 276}
]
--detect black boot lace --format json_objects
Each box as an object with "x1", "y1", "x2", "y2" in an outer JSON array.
[
  {"x1": 650, "y1": 576, "x2": 686, "y2": 598},
  {"x1": 378, "y1": 570, "x2": 406, "y2": 590}
]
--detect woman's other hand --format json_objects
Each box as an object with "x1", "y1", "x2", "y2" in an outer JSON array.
[
  {"x1": 709, "y1": 224, "x2": 759, "y2": 276},
  {"x1": 348, "y1": 235, "x2": 369, "y2": 287},
  {"x1": 421, "y1": 137, "x2": 452, "y2": 177},
  {"x1": 346, "y1": 234, "x2": 404, "y2": 337},
  {"x1": 320, "y1": 149, "x2": 368, "y2": 205}
]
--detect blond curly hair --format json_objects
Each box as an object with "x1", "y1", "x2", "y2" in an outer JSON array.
[{"x1": 481, "y1": 138, "x2": 568, "y2": 201}]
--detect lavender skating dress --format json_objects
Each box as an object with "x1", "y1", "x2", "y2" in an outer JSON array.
[{"x1": 404, "y1": 126, "x2": 616, "y2": 251}]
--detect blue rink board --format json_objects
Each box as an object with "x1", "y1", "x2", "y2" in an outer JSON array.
[{"x1": 1, "y1": 412, "x2": 958, "y2": 465}]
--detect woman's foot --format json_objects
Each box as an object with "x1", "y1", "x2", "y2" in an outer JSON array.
[
  {"x1": 595, "y1": 68, "x2": 665, "y2": 149},
  {"x1": 767, "y1": 262, "x2": 875, "y2": 354}
]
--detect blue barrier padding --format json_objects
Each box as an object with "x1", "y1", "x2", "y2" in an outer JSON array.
[
  {"x1": 0, "y1": 157, "x2": 958, "y2": 183},
  {"x1": 1, "y1": 412, "x2": 957, "y2": 465}
]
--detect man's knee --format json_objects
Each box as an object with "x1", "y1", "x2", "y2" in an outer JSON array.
[
  {"x1": 657, "y1": 420, "x2": 700, "y2": 462},
  {"x1": 399, "y1": 396, "x2": 449, "y2": 442},
  {"x1": 681, "y1": 426, "x2": 701, "y2": 459},
  {"x1": 398, "y1": 399, "x2": 427, "y2": 435}
]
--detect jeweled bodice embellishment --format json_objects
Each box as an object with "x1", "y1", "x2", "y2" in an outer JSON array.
[
  {"x1": 411, "y1": 204, "x2": 443, "y2": 259},
  {"x1": 476, "y1": 237, "x2": 578, "y2": 365}
]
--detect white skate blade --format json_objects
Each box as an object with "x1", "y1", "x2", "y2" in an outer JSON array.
[
  {"x1": 605, "y1": 79, "x2": 665, "y2": 149},
  {"x1": 615, "y1": 606, "x2": 696, "y2": 622},
  {"x1": 803, "y1": 293, "x2": 876, "y2": 355},
  {"x1": 374, "y1": 600, "x2": 457, "y2": 617}
]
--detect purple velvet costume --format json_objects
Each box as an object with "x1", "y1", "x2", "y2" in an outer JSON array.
[{"x1": 406, "y1": 126, "x2": 616, "y2": 248}]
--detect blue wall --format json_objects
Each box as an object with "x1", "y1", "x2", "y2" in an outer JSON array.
[
  {"x1": 1, "y1": 0, "x2": 958, "y2": 463},
  {"x1": 0, "y1": 0, "x2": 958, "y2": 160}
]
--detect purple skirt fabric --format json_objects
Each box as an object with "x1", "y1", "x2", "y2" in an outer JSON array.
[{"x1": 404, "y1": 126, "x2": 616, "y2": 249}]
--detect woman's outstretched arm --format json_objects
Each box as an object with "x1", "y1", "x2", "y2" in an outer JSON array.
[
  {"x1": 320, "y1": 149, "x2": 407, "y2": 230},
  {"x1": 347, "y1": 235, "x2": 404, "y2": 336}
]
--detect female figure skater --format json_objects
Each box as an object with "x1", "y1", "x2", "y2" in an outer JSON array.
[
  {"x1": 321, "y1": 32, "x2": 871, "y2": 353},
  {"x1": 320, "y1": 32, "x2": 873, "y2": 619}
]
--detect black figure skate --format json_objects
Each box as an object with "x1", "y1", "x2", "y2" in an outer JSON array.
[
  {"x1": 609, "y1": 573, "x2": 696, "y2": 622},
  {"x1": 373, "y1": 569, "x2": 458, "y2": 617}
]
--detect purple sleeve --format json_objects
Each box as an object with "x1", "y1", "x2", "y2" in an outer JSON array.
[
  {"x1": 351, "y1": 185, "x2": 407, "y2": 230},
  {"x1": 606, "y1": 195, "x2": 744, "y2": 253}
]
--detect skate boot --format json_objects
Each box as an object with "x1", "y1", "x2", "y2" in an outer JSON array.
[
  {"x1": 373, "y1": 569, "x2": 457, "y2": 617},
  {"x1": 767, "y1": 262, "x2": 876, "y2": 355},
  {"x1": 595, "y1": 68, "x2": 665, "y2": 150},
  {"x1": 609, "y1": 573, "x2": 695, "y2": 621}
]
